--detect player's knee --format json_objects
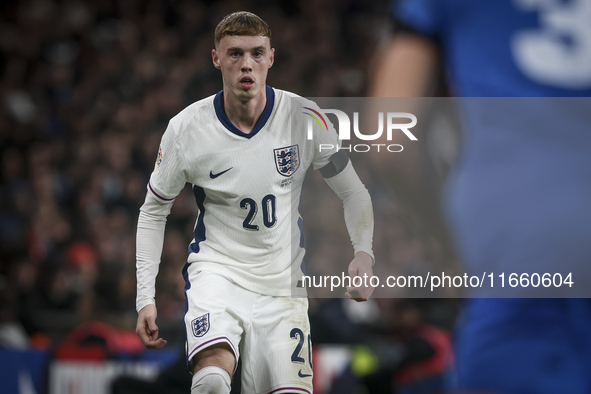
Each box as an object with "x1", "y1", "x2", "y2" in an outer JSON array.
[{"x1": 191, "y1": 365, "x2": 231, "y2": 394}]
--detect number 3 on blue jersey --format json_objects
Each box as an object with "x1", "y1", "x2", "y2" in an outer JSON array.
[{"x1": 512, "y1": 0, "x2": 591, "y2": 88}]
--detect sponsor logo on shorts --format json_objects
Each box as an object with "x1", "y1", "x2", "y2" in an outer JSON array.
[
  {"x1": 192, "y1": 313, "x2": 210, "y2": 337},
  {"x1": 298, "y1": 370, "x2": 312, "y2": 378}
]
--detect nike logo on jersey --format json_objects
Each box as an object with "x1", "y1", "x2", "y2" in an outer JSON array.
[
  {"x1": 209, "y1": 168, "x2": 233, "y2": 179},
  {"x1": 298, "y1": 370, "x2": 312, "y2": 378}
]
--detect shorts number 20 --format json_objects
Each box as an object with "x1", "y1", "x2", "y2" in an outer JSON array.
[{"x1": 290, "y1": 328, "x2": 313, "y2": 368}]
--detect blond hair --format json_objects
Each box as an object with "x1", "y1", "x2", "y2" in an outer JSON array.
[{"x1": 214, "y1": 11, "x2": 271, "y2": 46}]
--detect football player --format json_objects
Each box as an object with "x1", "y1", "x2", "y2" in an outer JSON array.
[{"x1": 135, "y1": 11, "x2": 375, "y2": 394}]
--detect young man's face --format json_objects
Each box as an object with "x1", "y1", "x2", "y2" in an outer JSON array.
[{"x1": 212, "y1": 35, "x2": 274, "y2": 103}]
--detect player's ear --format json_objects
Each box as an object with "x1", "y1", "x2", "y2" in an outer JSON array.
[
  {"x1": 268, "y1": 48, "x2": 275, "y2": 69},
  {"x1": 212, "y1": 49, "x2": 221, "y2": 69}
]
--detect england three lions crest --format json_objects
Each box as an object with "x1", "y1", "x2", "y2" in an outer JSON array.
[
  {"x1": 191, "y1": 313, "x2": 210, "y2": 337},
  {"x1": 274, "y1": 145, "x2": 300, "y2": 177}
]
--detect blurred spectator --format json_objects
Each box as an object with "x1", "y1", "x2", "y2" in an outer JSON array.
[
  {"x1": 0, "y1": 7, "x2": 457, "y2": 394},
  {"x1": 313, "y1": 298, "x2": 453, "y2": 394}
]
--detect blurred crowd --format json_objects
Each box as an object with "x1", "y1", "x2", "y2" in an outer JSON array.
[{"x1": 0, "y1": 2, "x2": 457, "y2": 391}]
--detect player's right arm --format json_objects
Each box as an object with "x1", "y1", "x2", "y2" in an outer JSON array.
[
  {"x1": 136, "y1": 304, "x2": 168, "y2": 349},
  {"x1": 136, "y1": 121, "x2": 188, "y2": 349}
]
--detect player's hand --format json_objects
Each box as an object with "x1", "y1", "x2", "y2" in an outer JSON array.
[
  {"x1": 345, "y1": 252, "x2": 375, "y2": 302},
  {"x1": 136, "y1": 304, "x2": 168, "y2": 349}
]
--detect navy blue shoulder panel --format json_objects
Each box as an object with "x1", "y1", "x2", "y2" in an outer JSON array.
[{"x1": 213, "y1": 85, "x2": 275, "y2": 139}]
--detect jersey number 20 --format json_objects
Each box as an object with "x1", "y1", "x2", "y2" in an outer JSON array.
[{"x1": 240, "y1": 194, "x2": 277, "y2": 230}]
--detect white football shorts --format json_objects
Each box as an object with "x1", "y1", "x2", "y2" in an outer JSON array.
[{"x1": 184, "y1": 267, "x2": 314, "y2": 394}]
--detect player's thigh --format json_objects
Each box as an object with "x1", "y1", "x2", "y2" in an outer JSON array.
[
  {"x1": 184, "y1": 268, "x2": 245, "y2": 371},
  {"x1": 453, "y1": 298, "x2": 591, "y2": 394},
  {"x1": 242, "y1": 296, "x2": 313, "y2": 394},
  {"x1": 191, "y1": 342, "x2": 236, "y2": 376}
]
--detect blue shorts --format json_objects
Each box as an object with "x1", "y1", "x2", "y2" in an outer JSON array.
[{"x1": 452, "y1": 298, "x2": 591, "y2": 394}]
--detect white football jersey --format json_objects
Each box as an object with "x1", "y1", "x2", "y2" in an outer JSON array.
[{"x1": 148, "y1": 86, "x2": 339, "y2": 296}]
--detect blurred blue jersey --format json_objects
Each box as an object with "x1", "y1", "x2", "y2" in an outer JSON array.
[
  {"x1": 392, "y1": 0, "x2": 591, "y2": 286},
  {"x1": 393, "y1": 0, "x2": 591, "y2": 97},
  {"x1": 392, "y1": 1, "x2": 591, "y2": 393}
]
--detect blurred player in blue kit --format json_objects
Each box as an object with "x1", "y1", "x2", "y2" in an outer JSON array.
[
  {"x1": 372, "y1": 0, "x2": 591, "y2": 393},
  {"x1": 135, "y1": 11, "x2": 375, "y2": 394}
]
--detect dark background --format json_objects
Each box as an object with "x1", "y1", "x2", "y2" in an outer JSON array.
[{"x1": 0, "y1": 1, "x2": 458, "y2": 393}]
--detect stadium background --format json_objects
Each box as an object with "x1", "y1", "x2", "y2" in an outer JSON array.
[{"x1": 0, "y1": 0, "x2": 459, "y2": 393}]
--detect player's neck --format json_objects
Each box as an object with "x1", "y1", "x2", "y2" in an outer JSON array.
[{"x1": 222, "y1": 88, "x2": 267, "y2": 134}]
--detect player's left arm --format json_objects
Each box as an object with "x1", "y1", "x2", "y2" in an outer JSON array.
[{"x1": 321, "y1": 153, "x2": 375, "y2": 302}]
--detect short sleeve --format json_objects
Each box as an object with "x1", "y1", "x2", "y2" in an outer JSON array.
[
  {"x1": 148, "y1": 122, "x2": 187, "y2": 201},
  {"x1": 391, "y1": 0, "x2": 445, "y2": 37},
  {"x1": 306, "y1": 104, "x2": 341, "y2": 171}
]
